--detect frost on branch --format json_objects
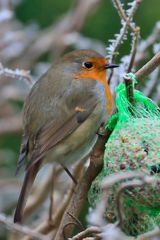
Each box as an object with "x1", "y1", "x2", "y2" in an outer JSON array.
[{"x1": 0, "y1": 63, "x2": 32, "y2": 85}]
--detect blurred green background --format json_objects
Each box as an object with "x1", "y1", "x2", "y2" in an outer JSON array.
[{"x1": 16, "y1": 0, "x2": 159, "y2": 39}]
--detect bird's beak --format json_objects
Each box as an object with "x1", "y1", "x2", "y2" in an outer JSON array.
[{"x1": 105, "y1": 63, "x2": 119, "y2": 69}]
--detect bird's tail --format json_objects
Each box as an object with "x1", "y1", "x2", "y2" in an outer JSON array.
[{"x1": 14, "y1": 161, "x2": 41, "y2": 223}]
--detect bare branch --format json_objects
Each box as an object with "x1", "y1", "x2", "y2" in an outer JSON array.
[
  {"x1": 99, "y1": 224, "x2": 133, "y2": 240},
  {"x1": 107, "y1": 0, "x2": 142, "y2": 83},
  {"x1": 108, "y1": 0, "x2": 141, "y2": 63},
  {"x1": 22, "y1": 167, "x2": 62, "y2": 222},
  {"x1": 135, "y1": 51, "x2": 160, "y2": 81},
  {"x1": 0, "y1": 213, "x2": 48, "y2": 240},
  {"x1": 135, "y1": 21, "x2": 160, "y2": 65},
  {"x1": 22, "y1": 186, "x2": 73, "y2": 240},
  {"x1": 70, "y1": 226, "x2": 101, "y2": 240},
  {"x1": 111, "y1": 0, "x2": 135, "y2": 32},
  {"x1": 137, "y1": 227, "x2": 160, "y2": 240},
  {"x1": 115, "y1": 176, "x2": 155, "y2": 226},
  {"x1": 127, "y1": 28, "x2": 140, "y2": 72},
  {"x1": 22, "y1": 158, "x2": 85, "y2": 240},
  {"x1": 87, "y1": 172, "x2": 144, "y2": 227},
  {"x1": 102, "y1": 172, "x2": 144, "y2": 189},
  {"x1": 143, "y1": 67, "x2": 160, "y2": 98}
]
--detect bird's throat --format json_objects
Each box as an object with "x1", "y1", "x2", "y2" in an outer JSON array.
[{"x1": 74, "y1": 69, "x2": 113, "y2": 115}]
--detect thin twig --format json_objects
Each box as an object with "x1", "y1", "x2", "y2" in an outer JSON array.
[
  {"x1": 109, "y1": 0, "x2": 141, "y2": 63},
  {"x1": 0, "y1": 213, "x2": 48, "y2": 240},
  {"x1": 22, "y1": 166, "x2": 62, "y2": 222},
  {"x1": 135, "y1": 21, "x2": 160, "y2": 65},
  {"x1": 108, "y1": 0, "x2": 141, "y2": 83},
  {"x1": 22, "y1": 158, "x2": 85, "y2": 240},
  {"x1": 135, "y1": 51, "x2": 160, "y2": 81},
  {"x1": 115, "y1": 176, "x2": 157, "y2": 228},
  {"x1": 66, "y1": 212, "x2": 84, "y2": 231},
  {"x1": 137, "y1": 226, "x2": 160, "y2": 240},
  {"x1": 87, "y1": 172, "x2": 144, "y2": 227},
  {"x1": 127, "y1": 28, "x2": 140, "y2": 72},
  {"x1": 111, "y1": 0, "x2": 136, "y2": 32},
  {"x1": 143, "y1": 67, "x2": 160, "y2": 98},
  {"x1": 22, "y1": 184, "x2": 73, "y2": 240},
  {"x1": 102, "y1": 172, "x2": 144, "y2": 189},
  {"x1": 63, "y1": 222, "x2": 83, "y2": 240},
  {"x1": 70, "y1": 226, "x2": 101, "y2": 240}
]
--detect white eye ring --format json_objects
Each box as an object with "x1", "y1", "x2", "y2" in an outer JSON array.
[{"x1": 82, "y1": 62, "x2": 93, "y2": 69}]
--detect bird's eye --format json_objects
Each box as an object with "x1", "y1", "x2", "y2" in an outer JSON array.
[{"x1": 82, "y1": 62, "x2": 93, "y2": 69}]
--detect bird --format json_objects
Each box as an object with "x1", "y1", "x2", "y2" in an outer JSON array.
[{"x1": 14, "y1": 49, "x2": 118, "y2": 223}]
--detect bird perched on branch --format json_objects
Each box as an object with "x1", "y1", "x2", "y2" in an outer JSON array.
[{"x1": 14, "y1": 49, "x2": 118, "y2": 223}]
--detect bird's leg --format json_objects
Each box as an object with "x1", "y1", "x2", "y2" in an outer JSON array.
[{"x1": 61, "y1": 164, "x2": 77, "y2": 185}]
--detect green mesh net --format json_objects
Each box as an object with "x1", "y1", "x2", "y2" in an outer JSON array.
[{"x1": 88, "y1": 75, "x2": 160, "y2": 237}]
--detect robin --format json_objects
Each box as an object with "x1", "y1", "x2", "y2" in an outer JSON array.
[{"x1": 14, "y1": 49, "x2": 118, "y2": 223}]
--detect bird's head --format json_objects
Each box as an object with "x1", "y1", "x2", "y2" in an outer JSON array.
[{"x1": 58, "y1": 49, "x2": 118, "y2": 114}]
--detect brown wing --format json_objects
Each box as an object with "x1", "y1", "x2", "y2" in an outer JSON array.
[
  {"x1": 15, "y1": 135, "x2": 29, "y2": 175},
  {"x1": 26, "y1": 98, "x2": 97, "y2": 170}
]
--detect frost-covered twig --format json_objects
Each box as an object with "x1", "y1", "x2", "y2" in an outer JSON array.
[
  {"x1": 126, "y1": 0, "x2": 142, "y2": 20},
  {"x1": 108, "y1": 0, "x2": 141, "y2": 62},
  {"x1": 107, "y1": 0, "x2": 142, "y2": 83},
  {"x1": 0, "y1": 213, "x2": 48, "y2": 240},
  {"x1": 127, "y1": 28, "x2": 140, "y2": 72},
  {"x1": 111, "y1": 0, "x2": 135, "y2": 32},
  {"x1": 0, "y1": 63, "x2": 32, "y2": 85}
]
